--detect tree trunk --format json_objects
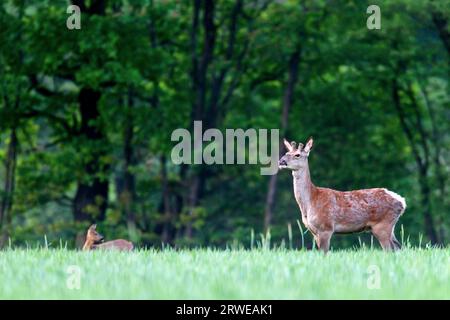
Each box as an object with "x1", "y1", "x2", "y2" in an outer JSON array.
[
  {"x1": 72, "y1": 1, "x2": 107, "y2": 233},
  {"x1": 405, "y1": 83, "x2": 442, "y2": 244},
  {"x1": 418, "y1": 82, "x2": 447, "y2": 242},
  {"x1": 0, "y1": 128, "x2": 18, "y2": 246},
  {"x1": 264, "y1": 174, "x2": 278, "y2": 232},
  {"x1": 73, "y1": 88, "x2": 109, "y2": 223},
  {"x1": 184, "y1": 0, "x2": 216, "y2": 239},
  {"x1": 160, "y1": 155, "x2": 173, "y2": 244},
  {"x1": 72, "y1": 0, "x2": 105, "y2": 16},
  {"x1": 391, "y1": 78, "x2": 439, "y2": 244},
  {"x1": 431, "y1": 10, "x2": 450, "y2": 56},
  {"x1": 418, "y1": 167, "x2": 439, "y2": 244},
  {"x1": 418, "y1": 82, "x2": 447, "y2": 198},
  {"x1": 185, "y1": 173, "x2": 201, "y2": 239},
  {"x1": 264, "y1": 49, "x2": 301, "y2": 232},
  {"x1": 122, "y1": 91, "x2": 137, "y2": 239},
  {"x1": 183, "y1": 0, "x2": 249, "y2": 238}
]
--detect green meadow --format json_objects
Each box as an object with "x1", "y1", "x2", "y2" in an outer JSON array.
[{"x1": 0, "y1": 248, "x2": 448, "y2": 299}]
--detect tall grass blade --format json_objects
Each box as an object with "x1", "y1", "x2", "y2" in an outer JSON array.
[
  {"x1": 296, "y1": 220, "x2": 304, "y2": 250},
  {"x1": 400, "y1": 224, "x2": 405, "y2": 246},
  {"x1": 287, "y1": 223, "x2": 293, "y2": 250},
  {"x1": 419, "y1": 233, "x2": 423, "y2": 249},
  {"x1": 250, "y1": 228, "x2": 255, "y2": 250}
]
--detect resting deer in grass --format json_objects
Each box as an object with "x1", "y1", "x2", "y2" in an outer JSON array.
[
  {"x1": 82, "y1": 224, "x2": 133, "y2": 251},
  {"x1": 278, "y1": 137, "x2": 406, "y2": 253}
]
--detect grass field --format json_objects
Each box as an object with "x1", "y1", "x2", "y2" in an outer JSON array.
[{"x1": 0, "y1": 248, "x2": 448, "y2": 299}]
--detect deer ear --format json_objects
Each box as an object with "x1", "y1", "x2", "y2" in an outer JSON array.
[
  {"x1": 90, "y1": 224, "x2": 97, "y2": 230},
  {"x1": 283, "y1": 138, "x2": 293, "y2": 152},
  {"x1": 303, "y1": 137, "x2": 314, "y2": 154}
]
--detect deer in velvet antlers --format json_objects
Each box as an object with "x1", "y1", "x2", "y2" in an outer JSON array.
[{"x1": 278, "y1": 137, "x2": 406, "y2": 253}]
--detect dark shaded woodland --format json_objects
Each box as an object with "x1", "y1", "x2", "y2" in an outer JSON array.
[{"x1": 0, "y1": 0, "x2": 448, "y2": 248}]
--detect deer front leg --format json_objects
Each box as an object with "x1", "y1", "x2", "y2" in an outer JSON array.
[{"x1": 315, "y1": 231, "x2": 333, "y2": 254}]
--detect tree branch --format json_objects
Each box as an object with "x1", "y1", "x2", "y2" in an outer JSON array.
[{"x1": 20, "y1": 108, "x2": 75, "y2": 134}]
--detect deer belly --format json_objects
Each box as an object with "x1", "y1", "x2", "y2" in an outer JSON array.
[
  {"x1": 334, "y1": 223, "x2": 370, "y2": 234},
  {"x1": 333, "y1": 210, "x2": 371, "y2": 234}
]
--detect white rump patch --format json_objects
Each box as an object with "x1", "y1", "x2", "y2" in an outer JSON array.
[{"x1": 383, "y1": 189, "x2": 406, "y2": 210}]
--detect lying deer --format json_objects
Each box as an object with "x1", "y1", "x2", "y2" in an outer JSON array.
[
  {"x1": 278, "y1": 137, "x2": 406, "y2": 252},
  {"x1": 82, "y1": 224, "x2": 134, "y2": 251}
]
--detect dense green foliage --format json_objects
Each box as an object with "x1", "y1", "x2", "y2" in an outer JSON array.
[
  {"x1": 0, "y1": 0, "x2": 449, "y2": 249},
  {"x1": 0, "y1": 248, "x2": 448, "y2": 299}
]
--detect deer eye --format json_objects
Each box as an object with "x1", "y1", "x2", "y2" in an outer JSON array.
[{"x1": 294, "y1": 154, "x2": 300, "y2": 158}]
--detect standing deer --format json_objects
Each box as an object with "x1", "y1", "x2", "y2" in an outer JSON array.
[
  {"x1": 278, "y1": 137, "x2": 406, "y2": 253},
  {"x1": 82, "y1": 224, "x2": 134, "y2": 251}
]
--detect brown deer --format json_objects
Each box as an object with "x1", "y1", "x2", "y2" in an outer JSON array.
[
  {"x1": 82, "y1": 224, "x2": 134, "y2": 251},
  {"x1": 278, "y1": 137, "x2": 406, "y2": 253}
]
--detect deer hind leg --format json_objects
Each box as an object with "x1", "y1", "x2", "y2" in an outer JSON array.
[
  {"x1": 316, "y1": 231, "x2": 333, "y2": 254},
  {"x1": 391, "y1": 236, "x2": 401, "y2": 250},
  {"x1": 391, "y1": 227, "x2": 402, "y2": 250},
  {"x1": 372, "y1": 222, "x2": 395, "y2": 251}
]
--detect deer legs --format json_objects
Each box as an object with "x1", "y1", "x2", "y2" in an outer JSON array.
[
  {"x1": 314, "y1": 231, "x2": 333, "y2": 253},
  {"x1": 312, "y1": 222, "x2": 401, "y2": 252},
  {"x1": 371, "y1": 221, "x2": 401, "y2": 251},
  {"x1": 391, "y1": 233, "x2": 401, "y2": 250},
  {"x1": 311, "y1": 224, "x2": 401, "y2": 252}
]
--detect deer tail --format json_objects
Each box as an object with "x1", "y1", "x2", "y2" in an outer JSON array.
[{"x1": 384, "y1": 189, "x2": 406, "y2": 215}]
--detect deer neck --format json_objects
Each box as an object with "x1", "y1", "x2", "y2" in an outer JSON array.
[
  {"x1": 82, "y1": 238, "x2": 94, "y2": 251},
  {"x1": 292, "y1": 162, "x2": 315, "y2": 217}
]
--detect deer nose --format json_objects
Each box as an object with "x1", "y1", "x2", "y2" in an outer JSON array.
[{"x1": 279, "y1": 159, "x2": 287, "y2": 166}]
